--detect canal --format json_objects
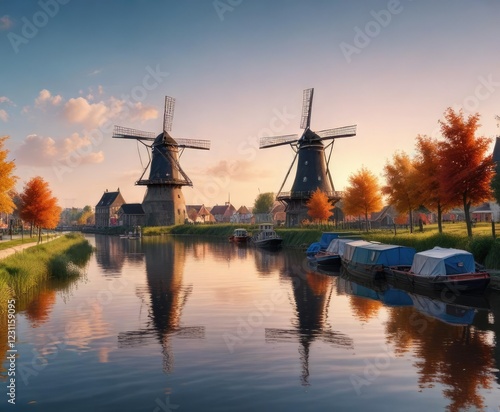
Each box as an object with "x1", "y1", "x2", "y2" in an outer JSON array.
[{"x1": 2, "y1": 235, "x2": 500, "y2": 411}]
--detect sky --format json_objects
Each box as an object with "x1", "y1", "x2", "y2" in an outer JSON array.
[{"x1": 1, "y1": 0, "x2": 500, "y2": 210}]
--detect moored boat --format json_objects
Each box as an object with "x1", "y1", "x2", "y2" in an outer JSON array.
[
  {"x1": 252, "y1": 223, "x2": 283, "y2": 249},
  {"x1": 342, "y1": 241, "x2": 416, "y2": 280},
  {"x1": 305, "y1": 232, "x2": 339, "y2": 257},
  {"x1": 309, "y1": 238, "x2": 356, "y2": 268},
  {"x1": 385, "y1": 247, "x2": 490, "y2": 293},
  {"x1": 229, "y1": 228, "x2": 252, "y2": 243}
]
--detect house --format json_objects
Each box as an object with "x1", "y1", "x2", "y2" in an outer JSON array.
[
  {"x1": 95, "y1": 189, "x2": 126, "y2": 228},
  {"x1": 472, "y1": 202, "x2": 500, "y2": 222},
  {"x1": 210, "y1": 203, "x2": 236, "y2": 223},
  {"x1": 118, "y1": 203, "x2": 145, "y2": 227},
  {"x1": 186, "y1": 204, "x2": 215, "y2": 223},
  {"x1": 231, "y1": 205, "x2": 252, "y2": 223}
]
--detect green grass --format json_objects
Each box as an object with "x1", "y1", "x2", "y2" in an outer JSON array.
[{"x1": 0, "y1": 233, "x2": 94, "y2": 308}]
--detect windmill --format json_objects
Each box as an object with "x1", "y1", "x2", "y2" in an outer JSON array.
[
  {"x1": 113, "y1": 96, "x2": 210, "y2": 226},
  {"x1": 260, "y1": 88, "x2": 356, "y2": 226}
]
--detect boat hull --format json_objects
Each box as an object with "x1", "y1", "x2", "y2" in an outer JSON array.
[
  {"x1": 385, "y1": 266, "x2": 490, "y2": 294},
  {"x1": 253, "y1": 238, "x2": 283, "y2": 249},
  {"x1": 342, "y1": 259, "x2": 385, "y2": 280}
]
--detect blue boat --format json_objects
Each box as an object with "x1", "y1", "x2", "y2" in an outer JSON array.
[
  {"x1": 309, "y1": 238, "x2": 356, "y2": 268},
  {"x1": 342, "y1": 241, "x2": 416, "y2": 280},
  {"x1": 305, "y1": 232, "x2": 339, "y2": 257},
  {"x1": 385, "y1": 247, "x2": 490, "y2": 293}
]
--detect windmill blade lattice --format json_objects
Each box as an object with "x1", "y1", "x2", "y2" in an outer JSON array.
[
  {"x1": 259, "y1": 134, "x2": 300, "y2": 149},
  {"x1": 113, "y1": 126, "x2": 156, "y2": 141},
  {"x1": 316, "y1": 125, "x2": 357, "y2": 141},
  {"x1": 300, "y1": 88, "x2": 314, "y2": 129},
  {"x1": 163, "y1": 96, "x2": 176, "y2": 132}
]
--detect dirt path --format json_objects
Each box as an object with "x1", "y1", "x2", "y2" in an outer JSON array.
[{"x1": 0, "y1": 236, "x2": 61, "y2": 260}]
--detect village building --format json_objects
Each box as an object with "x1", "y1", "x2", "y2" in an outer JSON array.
[
  {"x1": 210, "y1": 203, "x2": 236, "y2": 223},
  {"x1": 95, "y1": 189, "x2": 126, "y2": 228},
  {"x1": 472, "y1": 202, "x2": 500, "y2": 222},
  {"x1": 230, "y1": 205, "x2": 253, "y2": 224},
  {"x1": 118, "y1": 203, "x2": 145, "y2": 227},
  {"x1": 186, "y1": 204, "x2": 215, "y2": 223}
]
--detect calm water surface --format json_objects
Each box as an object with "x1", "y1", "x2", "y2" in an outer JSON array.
[{"x1": 2, "y1": 235, "x2": 500, "y2": 411}]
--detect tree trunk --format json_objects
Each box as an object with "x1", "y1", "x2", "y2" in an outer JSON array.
[
  {"x1": 364, "y1": 209, "x2": 369, "y2": 232},
  {"x1": 409, "y1": 208, "x2": 414, "y2": 233},
  {"x1": 464, "y1": 195, "x2": 473, "y2": 238},
  {"x1": 437, "y1": 202, "x2": 443, "y2": 234}
]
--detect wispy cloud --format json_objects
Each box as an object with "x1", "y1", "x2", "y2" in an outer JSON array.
[
  {"x1": 0, "y1": 96, "x2": 15, "y2": 105},
  {"x1": 0, "y1": 109, "x2": 9, "y2": 122},
  {"x1": 205, "y1": 159, "x2": 269, "y2": 182},
  {"x1": 35, "y1": 89, "x2": 63, "y2": 108},
  {"x1": 88, "y1": 68, "x2": 102, "y2": 76},
  {"x1": 14, "y1": 133, "x2": 104, "y2": 167}
]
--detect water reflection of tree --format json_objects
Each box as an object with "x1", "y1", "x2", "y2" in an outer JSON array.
[
  {"x1": 337, "y1": 276, "x2": 384, "y2": 323},
  {"x1": 118, "y1": 237, "x2": 205, "y2": 372},
  {"x1": 385, "y1": 306, "x2": 494, "y2": 412},
  {"x1": 266, "y1": 253, "x2": 353, "y2": 386},
  {"x1": 0, "y1": 270, "x2": 89, "y2": 380}
]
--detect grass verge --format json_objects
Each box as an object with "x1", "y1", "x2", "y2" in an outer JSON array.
[{"x1": 0, "y1": 234, "x2": 94, "y2": 310}]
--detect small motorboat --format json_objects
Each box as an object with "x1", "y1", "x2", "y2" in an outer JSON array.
[
  {"x1": 251, "y1": 223, "x2": 283, "y2": 249},
  {"x1": 229, "y1": 228, "x2": 252, "y2": 243}
]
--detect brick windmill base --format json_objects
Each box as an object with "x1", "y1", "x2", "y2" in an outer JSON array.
[{"x1": 142, "y1": 186, "x2": 186, "y2": 226}]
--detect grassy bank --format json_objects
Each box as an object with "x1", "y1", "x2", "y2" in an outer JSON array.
[
  {"x1": 0, "y1": 234, "x2": 93, "y2": 310},
  {"x1": 142, "y1": 222, "x2": 500, "y2": 268}
]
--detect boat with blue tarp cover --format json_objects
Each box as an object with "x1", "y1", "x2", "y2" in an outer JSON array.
[
  {"x1": 342, "y1": 241, "x2": 416, "y2": 280},
  {"x1": 305, "y1": 232, "x2": 340, "y2": 257},
  {"x1": 308, "y1": 238, "x2": 356, "y2": 268},
  {"x1": 385, "y1": 247, "x2": 490, "y2": 293}
]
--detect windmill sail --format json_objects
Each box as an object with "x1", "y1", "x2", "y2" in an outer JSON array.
[
  {"x1": 163, "y1": 96, "x2": 176, "y2": 132},
  {"x1": 300, "y1": 88, "x2": 314, "y2": 129},
  {"x1": 259, "y1": 134, "x2": 299, "y2": 149},
  {"x1": 316, "y1": 125, "x2": 357, "y2": 141},
  {"x1": 113, "y1": 126, "x2": 156, "y2": 141}
]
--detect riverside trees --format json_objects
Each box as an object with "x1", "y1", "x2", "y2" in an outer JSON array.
[
  {"x1": 19, "y1": 177, "x2": 61, "y2": 242},
  {"x1": 343, "y1": 108, "x2": 495, "y2": 236}
]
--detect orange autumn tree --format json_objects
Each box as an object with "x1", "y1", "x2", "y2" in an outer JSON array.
[
  {"x1": 438, "y1": 109, "x2": 495, "y2": 238},
  {"x1": 0, "y1": 136, "x2": 18, "y2": 214},
  {"x1": 413, "y1": 135, "x2": 448, "y2": 233},
  {"x1": 19, "y1": 176, "x2": 61, "y2": 242},
  {"x1": 306, "y1": 188, "x2": 334, "y2": 223},
  {"x1": 343, "y1": 166, "x2": 382, "y2": 231},
  {"x1": 382, "y1": 152, "x2": 420, "y2": 233}
]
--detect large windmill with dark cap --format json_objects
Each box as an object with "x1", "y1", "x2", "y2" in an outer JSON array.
[
  {"x1": 260, "y1": 88, "x2": 356, "y2": 226},
  {"x1": 113, "y1": 96, "x2": 210, "y2": 226}
]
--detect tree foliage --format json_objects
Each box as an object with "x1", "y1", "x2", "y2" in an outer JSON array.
[
  {"x1": 306, "y1": 188, "x2": 334, "y2": 222},
  {"x1": 382, "y1": 152, "x2": 419, "y2": 233},
  {"x1": 343, "y1": 166, "x2": 382, "y2": 231},
  {"x1": 438, "y1": 108, "x2": 494, "y2": 237},
  {"x1": 0, "y1": 136, "x2": 17, "y2": 214},
  {"x1": 253, "y1": 192, "x2": 274, "y2": 214},
  {"x1": 19, "y1": 177, "x2": 61, "y2": 241},
  {"x1": 413, "y1": 135, "x2": 447, "y2": 233}
]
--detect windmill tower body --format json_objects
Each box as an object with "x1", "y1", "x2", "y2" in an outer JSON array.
[
  {"x1": 114, "y1": 97, "x2": 210, "y2": 226},
  {"x1": 139, "y1": 133, "x2": 187, "y2": 226},
  {"x1": 261, "y1": 89, "x2": 356, "y2": 226}
]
